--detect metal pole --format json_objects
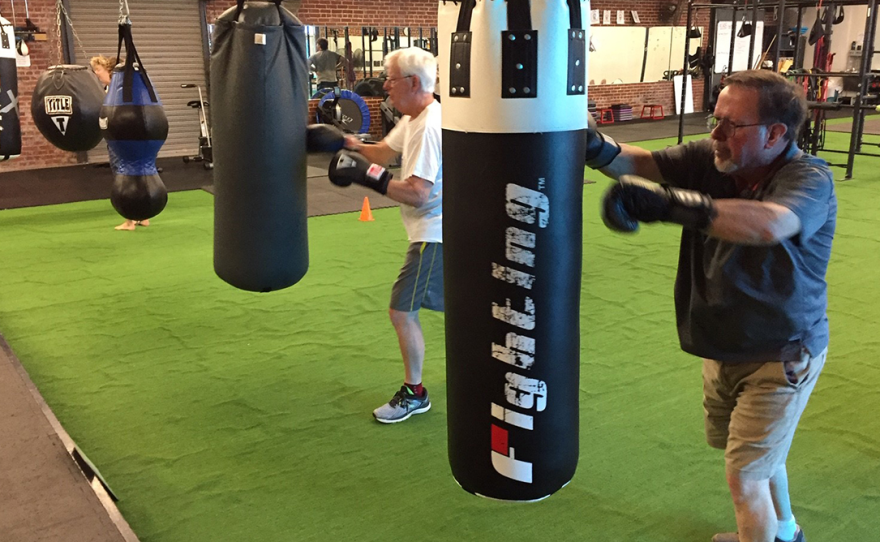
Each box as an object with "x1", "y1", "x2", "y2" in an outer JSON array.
[
  {"x1": 845, "y1": 0, "x2": 878, "y2": 179},
  {"x1": 705, "y1": 6, "x2": 717, "y2": 110},
  {"x1": 361, "y1": 27, "x2": 367, "y2": 77},
  {"x1": 773, "y1": 0, "x2": 786, "y2": 70},
  {"x1": 679, "y1": 0, "x2": 695, "y2": 143},
  {"x1": 793, "y1": 7, "x2": 804, "y2": 69},
  {"x1": 59, "y1": 0, "x2": 75, "y2": 64},
  {"x1": 368, "y1": 27, "x2": 374, "y2": 77},
  {"x1": 728, "y1": 2, "x2": 738, "y2": 75},
  {"x1": 344, "y1": 26, "x2": 350, "y2": 89},
  {"x1": 747, "y1": 0, "x2": 758, "y2": 67}
]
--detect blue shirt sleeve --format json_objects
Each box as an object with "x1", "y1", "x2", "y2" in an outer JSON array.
[{"x1": 765, "y1": 155, "x2": 835, "y2": 240}]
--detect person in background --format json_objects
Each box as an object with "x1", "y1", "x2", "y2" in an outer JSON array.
[
  {"x1": 308, "y1": 38, "x2": 348, "y2": 93},
  {"x1": 89, "y1": 55, "x2": 116, "y2": 90}
]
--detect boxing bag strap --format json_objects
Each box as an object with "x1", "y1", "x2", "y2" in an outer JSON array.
[
  {"x1": 116, "y1": 22, "x2": 158, "y2": 104},
  {"x1": 566, "y1": 0, "x2": 586, "y2": 96},
  {"x1": 501, "y1": 0, "x2": 537, "y2": 99},
  {"x1": 449, "y1": 0, "x2": 475, "y2": 98}
]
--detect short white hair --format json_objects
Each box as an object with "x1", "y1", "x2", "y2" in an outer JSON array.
[{"x1": 385, "y1": 47, "x2": 436, "y2": 94}]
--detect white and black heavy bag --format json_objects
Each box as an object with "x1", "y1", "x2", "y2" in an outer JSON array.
[{"x1": 439, "y1": 0, "x2": 589, "y2": 501}]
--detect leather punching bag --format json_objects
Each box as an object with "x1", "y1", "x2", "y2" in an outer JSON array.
[
  {"x1": 211, "y1": 0, "x2": 310, "y2": 292},
  {"x1": 439, "y1": 0, "x2": 589, "y2": 501},
  {"x1": 0, "y1": 16, "x2": 21, "y2": 161},
  {"x1": 102, "y1": 23, "x2": 169, "y2": 222},
  {"x1": 31, "y1": 65, "x2": 106, "y2": 152}
]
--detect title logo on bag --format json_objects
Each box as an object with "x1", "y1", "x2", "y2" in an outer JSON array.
[
  {"x1": 489, "y1": 182, "x2": 550, "y2": 484},
  {"x1": 44, "y1": 96, "x2": 73, "y2": 115},
  {"x1": 45, "y1": 96, "x2": 73, "y2": 136}
]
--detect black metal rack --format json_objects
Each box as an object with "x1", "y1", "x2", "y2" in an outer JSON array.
[{"x1": 677, "y1": 0, "x2": 880, "y2": 180}]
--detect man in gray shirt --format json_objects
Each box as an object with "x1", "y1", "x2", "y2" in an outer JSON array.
[
  {"x1": 308, "y1": 38, "x2": 343, "y2": 92},
  {"x1": 586, "y1": 70, "x2": 835, "y2": 542}
]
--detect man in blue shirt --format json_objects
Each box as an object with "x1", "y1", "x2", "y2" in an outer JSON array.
[{"x1": 587, "y1": 70, "x2": 836, "y2": 542}]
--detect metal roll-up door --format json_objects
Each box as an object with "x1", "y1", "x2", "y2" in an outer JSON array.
[{"x1": 69, "y1": 0, "x2": 207, "y2": 162}]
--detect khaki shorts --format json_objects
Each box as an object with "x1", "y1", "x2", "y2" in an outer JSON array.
[
  {"x1": 390, "y1": 242, "x2": 444, "y2": 312},
  {"x1": 703, "y1": 347, "x2": 827, "y2": 480}
]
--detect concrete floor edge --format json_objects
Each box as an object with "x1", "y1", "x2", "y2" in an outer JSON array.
[{"x1": 0, "y1": 334, "x2": 141, "y2": 542}]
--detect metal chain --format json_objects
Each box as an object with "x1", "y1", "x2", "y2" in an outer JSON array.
[
  {"x1": 57, "y1": 0, "x2": 90, "y2": 61},
  {"x1": 119, "y1": 0, "x2": 131, "y2": 25},
  {"x1": 54, "y1": 0, "x2": 63, "y2": 66}
]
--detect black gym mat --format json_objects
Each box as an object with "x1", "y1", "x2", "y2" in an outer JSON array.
[
  {"x1": 0, "y1": 154, "x2": 400, "y2": 218},
  {"x1": 0, "y1": 156, "x2": 213, "y2": 211},
  {"x1": 601, "y1": 112, "x2": 711, "y2": 143}
]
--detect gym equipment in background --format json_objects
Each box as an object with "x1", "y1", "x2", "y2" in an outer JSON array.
[
  {"x1": 212, "y1": 0, "x2": 309, "y2": 293},
  {"x1": 316, "y1": 88, "x2": 370, "y2": 134},
  {"x1": 379, "y1": 96, "x2": 400, "y2": 137},
  {"x1": 180, "y1": 83, "x2": 212, "y2": 170},
  {"x1": 0, "y1": 15, "x2": 21, "y2": 160},
  {"x1": 439, "y1": 0, "x2": 588, "y2": 501},
  {"x1": 352, "y1": 76, "x2": 385, "y2": 97},
  {"x1": 31, "y1": 65, "x2": 105, "y2": 152},
  {"x1": 102, "y1": 20, "x2": 169, "y2": 222}
]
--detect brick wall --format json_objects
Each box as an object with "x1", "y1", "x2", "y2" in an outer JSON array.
[
  {"x1": 590, "y1": 78, "x2": 705, "y2": 117},
  {"x1": 206, "y1": 0, "x2": 438, "y2": 27},
  {"x1": 0, "y1": 0, "x2": 81, "y2": 173},
  {"x1": 3, "y1": 0, "x2": 708, "y2": 172}
]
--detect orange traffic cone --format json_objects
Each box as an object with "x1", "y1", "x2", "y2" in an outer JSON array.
[{"x1": 359, "y1": 196, "x2": 375, "y2": 222}]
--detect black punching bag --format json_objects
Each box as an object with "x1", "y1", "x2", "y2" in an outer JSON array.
[
  {"x1": 440, "y1": 0, "x2": 589, "y2": 501},
  {"x1": 0, "y1": 17, "x2": 21, "y2": 161},
  {"x1": 102, "y1": 24, "x2": 169, "y2": 222},
  {"x1": 31, "y1": 65, "x2": 106, "y2": 152},
  {"x1": 211, "y1": 0, "x2": 309, "y2": 292}
]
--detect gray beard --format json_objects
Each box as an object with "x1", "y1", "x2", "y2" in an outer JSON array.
[{"x1": 714, "y1": 155, "x2": 739, "y2": 174}]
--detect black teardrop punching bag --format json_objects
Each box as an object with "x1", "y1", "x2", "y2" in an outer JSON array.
[
  {"x1": 439, "y1": 0, "x2": 589, "y2": 501},
  {"x1": 102, "y1": 24, "x2": 169, "y2": 222},
  {"x1": 211, "y1": 0, "x2": 310, "y2": 292},
  {"x1": 31, "y1": 65, "x2": 106, "y2": 152},
  {"x1": 0, "y1": 17, "x2": 21, "y2": 161}
]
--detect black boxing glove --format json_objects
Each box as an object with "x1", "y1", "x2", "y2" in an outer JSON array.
[
  {"x1": 601, "y1": 175, "x2": 717, "y2": 233},
  {"x1": 306, "y1": 124, "x2": 345, "y2": 153},
  {"x1": 585, "y1": 113, "x2": 622, "y2": 169},
  {"x1": 328, "y1": 149, "x2": 392, "y2": 195}
]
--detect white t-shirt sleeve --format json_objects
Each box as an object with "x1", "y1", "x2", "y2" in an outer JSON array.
[
  {"x1": 384, "y1": 116, "x2": 408, "y2": 153},
  {"x1": 406, "y1": 120, "x2": 442, "y2": 184}
]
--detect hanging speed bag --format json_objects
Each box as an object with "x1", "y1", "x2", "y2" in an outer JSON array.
[
  {"x1": 101, "y1": 64, "x2": 169, "y2": 221},
  {"x1": 31, "y1": 65, "x2": 106, "y2": 152},
  {"x1": 0, "y1": 17, "x2": 21, "y2": 160},
  {"x1": 211, "y1": 0, "x2": 310, "y2": 292},
  {"x1": 439, "y1": 0, "x2": 589, "y2": 501}
]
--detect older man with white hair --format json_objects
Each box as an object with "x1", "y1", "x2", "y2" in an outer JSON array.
[{"x1": 330, "y1": 47, "x2": 443, "y2": 424}]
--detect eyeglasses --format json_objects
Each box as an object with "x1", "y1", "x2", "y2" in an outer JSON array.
[
  {"x1": 707, "y1": 116, "x2": 765, "y2": 138},
  {"x1": 382, "y1": 75, "x2": 413, "y2": 85}
]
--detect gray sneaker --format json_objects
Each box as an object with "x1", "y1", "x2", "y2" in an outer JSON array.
[
  {"x1": 712, "y1": 526, "x2": 804, "y2": 542},
  {"x1": 373, "y1": 386, "x2": 431, "y2": 424}
]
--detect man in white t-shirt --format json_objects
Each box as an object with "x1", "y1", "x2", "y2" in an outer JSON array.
[{"x1": 341, "y1": 47, "x2": 442, "y2": 424}]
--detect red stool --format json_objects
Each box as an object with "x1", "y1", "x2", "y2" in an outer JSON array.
[
  {"x1": 640, "y1": 104, "x2": 664, "y2": 120},
  {"x1": 597, "y1": 108, "x2": 614, "y2": 124}
]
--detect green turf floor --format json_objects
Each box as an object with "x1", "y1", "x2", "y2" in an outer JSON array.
[{"x1": 1, "y1": 134, "x2": 878, "y2": 541}]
